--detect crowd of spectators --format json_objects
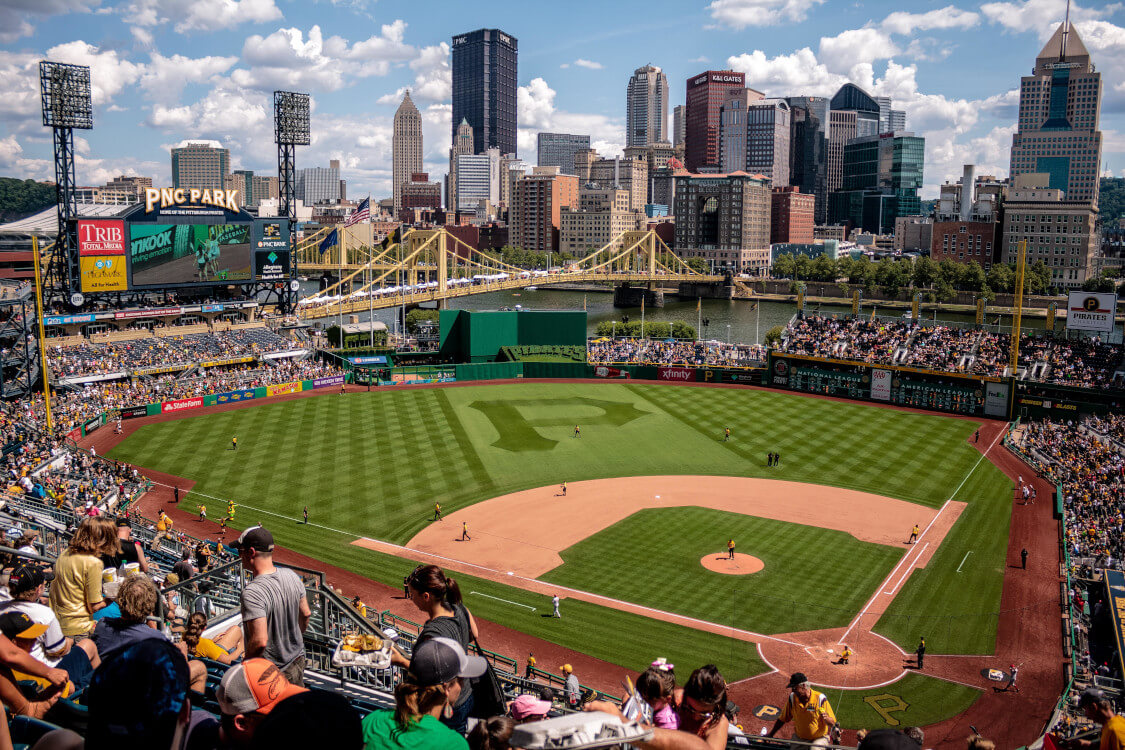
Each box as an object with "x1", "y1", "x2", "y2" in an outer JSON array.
[
  {"x1": 587, "y1": 338, "x2": 766, "y2": 367},
  {"x1": 1020, "y1": 419, "x2": 1125, "y2": 569},
  {"x1": 778, "y1": 315, "x2": 1125, "y2": 389},
  {"x1": 46, "y1": 326, "x2": 299, "y2": 377}
]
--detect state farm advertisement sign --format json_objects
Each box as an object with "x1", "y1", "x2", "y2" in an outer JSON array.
[
  {"x1": 161, "y1": 397, "x2": 203, "y2": 414},
  {"x1": 77, "y1": 220, "x2": 126, "y2": 256},
  {"x1": 658, "y1": 366, "x2": 695, "y2": 382}
]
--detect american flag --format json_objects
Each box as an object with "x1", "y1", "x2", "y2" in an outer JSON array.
[{"x1": 345, "y1": 196, "x2": 370, "y2": 227}]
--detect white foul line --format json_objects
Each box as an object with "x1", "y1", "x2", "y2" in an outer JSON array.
[
  {"x1": 837, "y1": 424, "x2": 1005, "y2": 645},
  {"x1": 956, "y1": 551, "x2": 974, "y2": 573},
  {"x1": 470, "y1": 591, "x2": 536, "y2": 611},
  {"x1": 884, "y1": 543, "x2": 927, "y2": 595}
]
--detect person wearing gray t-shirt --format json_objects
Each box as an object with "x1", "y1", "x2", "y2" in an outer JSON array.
[{"x1": 234, "y1": 525, "x2": 310, "y2": 686}]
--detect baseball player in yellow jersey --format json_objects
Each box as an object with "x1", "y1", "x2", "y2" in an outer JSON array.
[
  {"x1": 838, "y1": 646, "x2": 852, "y2": 665},
  {"x1": 727, "y1": 539, "x2": 736, "y2": 560},
  {"x1": 908, "y1": 524, "x2": 920, "y2": 544},
  {"x1": 198, "y1": 504, "x2": 207, "y2": 522},
  {"x1": 768, "y1": 672, "x2": 836, "y2": 745},
  {"x1": 231, "y1": 436, "x2": 237, "y2": 451},
  {"x1": 433, "y1": 503, "x2": 442, "y2": 521}
]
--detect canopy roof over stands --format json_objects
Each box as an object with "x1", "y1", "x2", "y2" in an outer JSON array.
[{"x1": 0, "y1": 203, "x2": 129, "y2": 238}]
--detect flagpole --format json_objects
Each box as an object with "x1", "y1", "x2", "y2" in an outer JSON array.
[
  {"x1": 697, "y1": 297, "x2": 701, "y2": 341},
  {"x1": 339, "y1": 224, "x2": 345, "y2": 339}
]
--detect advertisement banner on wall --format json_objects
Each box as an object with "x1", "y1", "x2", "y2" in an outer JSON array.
[
  {"x1": 311, "y1": 375, "x2": 346, "y2": 388},
  {"x1": 266, "y1": 382, "x2": 301, "y2": 397},
  {"x1": 870, "y1": 369, "x2": 892, "y2": 401},
  {"x1": 771, "y1": 358, "x2": 790, "y2": 387},
  {"x1": 984, "y1": 381, "x2": 1010, "y2": 418},
  {"x1": 215, "y1": 389, "x2": 256, "y2": 405},
  {"x1": 348, "y1": 356, "x2": 388, "y2": 365},
  {"x1": 80, "y1": 255, "x2": 128, "y2": 292},
  {"x1": 594, "y1": 366, "x2": 627, "y2": 379},
  {"x1": 120, "y1": 405, "x2": 149, "y2": 420},
  {"x1": 657, "y1": 366, "x2": 695, "y2": 382},
  {"x1": 1066, "y1": 292, "x2": 1117, "y2": 332},
  {"x1": 161, "y1": 397, "x2": 203, "y2": 414},
  {"x1": 77, "y1": 220, "x2": 126, "y2": 256},
  {"x1": 44, "y1": 314, "x2": 96, "y2": 326}
]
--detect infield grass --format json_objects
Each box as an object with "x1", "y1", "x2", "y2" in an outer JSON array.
[
  {"x1": 108, "y1": 382, "x2": 1012, "y2": 683},
  {"x1": 821, "y1": 672, "x2": 982, "y2": 730}
]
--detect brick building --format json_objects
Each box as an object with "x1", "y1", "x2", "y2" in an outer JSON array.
[{"x1": 770, "y1": 187, "x2": 815, "y2": 244}]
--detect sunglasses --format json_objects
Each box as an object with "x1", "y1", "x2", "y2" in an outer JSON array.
[{"x1": 682, "y1": 699, "x2": 717, "y2": 719}]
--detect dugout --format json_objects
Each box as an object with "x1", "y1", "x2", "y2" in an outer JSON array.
[{"x1": 438, "y1": 309, "x2": 586, "y2": 363}]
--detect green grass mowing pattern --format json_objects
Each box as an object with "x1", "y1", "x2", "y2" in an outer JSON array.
[
  {"x1": 108, "y1": 383, "x2": 1002, "y2": 701},
  {"x1": 540, "y1": 507, "x2": 904, "y2": 634},
  {"x1": 873, "y1": 456, "x2": 1013, "y2": 655},
  {"x1": 819, "y1": 673, "x2": 982, "y2": 730},
  {"x1": 255, "y1": 521, "x2": 770, "y2": 682}
]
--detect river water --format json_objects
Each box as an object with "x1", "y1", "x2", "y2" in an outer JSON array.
[{"x1": 300, "y1": 281, "x2": 1057, "y2": 346}]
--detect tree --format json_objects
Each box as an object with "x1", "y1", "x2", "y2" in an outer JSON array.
[
  {"x1": 405, "y1": 308, "x2": 439, "y2": 333},
  {"x1": 0, "y1": 178, "x2": 57, "y2": 222},
  {"x1": 1082, "y1": 273, "x2": 1116, "y2": 293},
  {"x1": 793, "y1": 254, "x2": 812, "y2": 281},
  {"x1": 986, "y1": 263, "x2": 1014, "y2": 294},
  {"x1": 912, "y1": 256, "x2": 938, "y2": 289},
  {"x1": 764, "y1": 325, "x2": 784, "y2": 348},
  {"x1": 771, "y1": 254, "x2": 796, "y2": 279},
  {"x1": 876, "y1": 260, "x2": 907, "y2": 299},
  {"x1": 935, "y1": 278, "x2": 957, "y2": 303},
  {"x1": 961, "y1": 261, "x2": 987, "y2": 292},
  {"x1": 670, "y1": 321, "x2": 697, "y2": 339},
  {"x1": 1025, "y1": 261, "x2": 1053, "y2": 295},
  {"x1": 685, "y1": 257, "x2": 709, "y2": 273},
  {"x1": 811, "y1": 255, "x2": 838, "y2": 282}
]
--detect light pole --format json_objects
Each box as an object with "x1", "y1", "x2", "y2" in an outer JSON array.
[
  {"x1": 612, "y1": 320, "x2": 616, "y2": 338},
  {"x1": 755, "y1": 301, "x2": 760, "y2": 347},
  {"x1": 726, "y1": 324, "x2": 731, "y2": 345}
]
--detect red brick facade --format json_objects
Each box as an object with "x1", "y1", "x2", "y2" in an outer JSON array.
[{"x1": 770, "y1": 187, "x2": 815, "y2": 244}]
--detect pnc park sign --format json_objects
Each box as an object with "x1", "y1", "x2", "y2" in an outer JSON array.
[{"x1": 144, "y1": 187, "x2": 240, "y2": 213}]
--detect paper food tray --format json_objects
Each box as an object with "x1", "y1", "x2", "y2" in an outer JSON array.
[{"x1": 332, "y1": 639, "x2": 392, "y2": 670}]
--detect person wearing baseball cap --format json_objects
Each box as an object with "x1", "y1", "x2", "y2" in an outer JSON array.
[
  {"x1": 361, "y1": 637, "x2": 486, "y2": 750},
  {"x1": 1064, "y1": 688, "x2": 1125, "y2": 750},
  {"x1": 211, "y1": 658, "x2": 308, "y2": 748},
  {"x1": 767, "y1": 672, "x2": 837, "y2": 745},
  {"x1": 508, "y1": 693, "x2": 553, "y2": 723},
  {"x1": 0, "y1": 562, "x2": 98, "y2": 691},
  {"x1": 235, "y1": 526, "x2": 311, "y2": 687}
]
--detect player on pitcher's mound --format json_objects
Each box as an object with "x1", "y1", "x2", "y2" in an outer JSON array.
[{"x1": 727, "y1": 538, "x2": 736, "y2": 560}]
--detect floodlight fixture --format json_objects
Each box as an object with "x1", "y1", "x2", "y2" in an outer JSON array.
[
  {"x1": 274, "y1": 91, "x2": 310, "y2": 146},
  {"x1": 40, "y1": 61, "x2": 93, "y2": 130}
]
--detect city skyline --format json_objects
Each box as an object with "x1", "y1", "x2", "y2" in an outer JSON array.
[{"x1": 0, "y1": 0, "x2": 1121, "y2": 202}]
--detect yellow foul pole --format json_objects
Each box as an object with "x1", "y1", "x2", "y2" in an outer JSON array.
[
  {"x1": 1009, "y1": 239, "x2": 1027, "y2": 374},
  {"x1": 31, "y1": 236, "x2": 53, "y2": 433}
]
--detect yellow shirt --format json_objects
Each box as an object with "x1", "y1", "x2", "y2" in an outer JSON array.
[
  {"x1": 48, "y1": 550, "x2": 104, "y2": 636},
  {"x1": 527, "y1": 656, "x2": 536, "y2": 668},
  {"x1": 1100, "y1": 715, "x2": 1125, "y2": 750},
  {"x1": 779, "y1": 690, "x2": 835, "y2": 741},
  {"x1": 192, "y1": 638, "x2": 228, "y2": 661}
]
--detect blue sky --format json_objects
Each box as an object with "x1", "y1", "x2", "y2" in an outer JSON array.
[{"x1": 0, "y1": 0, "x2": 1122, "y2": 200}]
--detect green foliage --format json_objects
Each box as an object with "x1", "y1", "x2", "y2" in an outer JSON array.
[
  {"x1": 935, "y1": 279, "x2": 957, "y2": 303},
  {"x1": 1082, "y1": 272, "x2": 1116, "y2": 293},
  {"x1": 0, "y1": 178, "x2": 57, "y2": 221},
  {"x1": 594, "y1": 321, "x2": 696, "y2": 339},
  {"x1": 486, "y1": 245, "x2": 573, "y2": 270},
  {"x1": 498, "y1": 345, "x2": 586, "y2": 363},
  {"x1": 404, "y1": 308, "x2": 439, "y2": 333},
  {"x1": 986, "y1": 263, "x2": 1014, "y2": 294},
  {"x1": 876, "y1": 259, "x2": 909, "y2": 298},
  {"x1": 764, "y1": 325, "x2": 784, "y2": 348},
  {"x1": 326, "y1": 324, "x2": 387, "y2": 348},
  {"x1": 1100, "y1": 177, "x2": 1125, "y2": 225},
  {"x1": 772, "y1": 253, "x2": 796, "y2": 279},
  {"x1": 912, "y1": 256, "x2": 938, "y2": 288},
  {"x1": 685, "y1": 257, "x2": 708, "y2": 273}
]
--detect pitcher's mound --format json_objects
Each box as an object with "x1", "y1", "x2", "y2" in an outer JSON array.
[{"x1": 701, "y1": 553, "x2": 764, "y2": 575}]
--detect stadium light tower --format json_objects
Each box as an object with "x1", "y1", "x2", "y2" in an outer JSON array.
[
  {"x1": 40, "y1": 61, "x2": 93, "y2": 304},
  {"x1": 274, "y1": 91, "x2": 310, "y2": 313}
]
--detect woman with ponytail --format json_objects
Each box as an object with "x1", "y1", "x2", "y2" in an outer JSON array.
[
  {"x1": 181, "y1": 611, "x2": 244, "y2": 664},
  {"x1": 363, "y1": 637, "x2": 486, "y2": 750},
  {"x1": 391, "y1": 564, "x2": 480, "y2": 733}
]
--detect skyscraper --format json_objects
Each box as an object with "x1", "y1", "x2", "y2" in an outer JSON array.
[
  {"x1": 392, "y1": 91, "x2": 423, "y2": 217},
  {"x1": 831, "y1": 84, "x2": 880, "y2": 138},
  {"x1": 673, "y1": 105, "x2": 686, "y2": 149},
  {"x1": 829, "y1": 133, "x2": 925, "y2": 233},
  {"x1": 1009, "y1": 21, "x2": 1102, "y2": 205},
  {"x1": 787, "y1": 96, "x2": 829, "y2": 224},
  {"x1": 537, "y1": 133, "x2": 591, "y2": 175},
  {"x1": 626, "y1": 64, "x2": 669, "y2": 148},
  {"x1": 447, "y1": 118, "x2": 474, "y2": 211},
  {"x1": 684, "y1": 70, "x2": 745, "y2": 172},
  {"x1": 171, "y1": 141, "x2": 229, "y2": 191},
  {"x1": 746, "y1": 99, "x2": 791, "y2": 187},
  {"x1": 874, "y1": 96, "x2": 907, "y2": 135},
  {"x1": 451, "y1": 28, "x2": 518, "y2": 156},
  {"x1": 296, "y1": 161, "x2": 342, "y2": 205}
]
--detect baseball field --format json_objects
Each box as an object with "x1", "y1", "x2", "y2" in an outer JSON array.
[{"x1": 106, "y1": 381, "x2": 1024, "y2": 729}]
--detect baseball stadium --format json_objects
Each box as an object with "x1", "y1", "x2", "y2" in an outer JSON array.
[{"x1": 0, "y1": 66, "x2": 1120, "y2": 750}]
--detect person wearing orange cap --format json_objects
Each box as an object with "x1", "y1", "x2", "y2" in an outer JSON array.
[{"x1": 212, "y1": 658, "x2": 308, "y2": 747}]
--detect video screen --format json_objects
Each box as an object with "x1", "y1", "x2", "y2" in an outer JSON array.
[{"x1": 129, "y1": 223, "x2": 251, "y2": 287}]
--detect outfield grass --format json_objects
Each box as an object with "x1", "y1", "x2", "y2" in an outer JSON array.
[
  {"x1": 541, "y1": 507, "x2": 904, "y2": 634},
  {"x1": 108, "y1": 382, "x2": 1009, "y2": 697}
]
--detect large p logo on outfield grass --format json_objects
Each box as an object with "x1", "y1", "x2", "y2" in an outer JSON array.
[
  {"x1": 863, "y1": 694, "x2": 909, "y2": 726},
  {"x1": 467, "y1": 397, "x2": 649, "y2": 452}
]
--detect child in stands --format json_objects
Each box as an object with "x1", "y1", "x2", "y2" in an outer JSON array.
[{"x1": 636, "y1": 658, "x2": 679, "y2": 730}]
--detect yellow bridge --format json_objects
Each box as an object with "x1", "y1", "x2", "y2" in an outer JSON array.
[{"x1": 294, "y1": 227, "x2": 722, "y2": 320}]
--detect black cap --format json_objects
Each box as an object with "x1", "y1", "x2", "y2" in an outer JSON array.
[
  {"x1": 115, "y1": 518, "x2": 132, "y2": 528},
  {"x1": 0, "y1": 611, "x2": 47, "y2": 640},
  {"x1": 8, "y1": 563, "x2": 53, "y2": 595},
  {"x1": 232, "y1": 525, "x2": 274, "y2": 552},
  {"x1": 1079, "y1": 688, "x2": 1107, "y2": 708},
  {"x1": 858, "y1": 729, "x2": 921, "y2": 750},
  {"x1": 787, "y1": 672, "x2": 808, "y2": 689}
]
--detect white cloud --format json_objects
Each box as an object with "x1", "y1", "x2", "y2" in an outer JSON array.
[
  {"x1": 126, "y1": 0, "x2": 282, "y2": 32},
  {"x1": 688, "y1": 56, "x2": 711, "y2": 64},
  {"x1": 559, "y1": 63, "x2": 569, "y2": 69},
  {"x1": 0, "y1": 51, "x2": 43, "y2": 126},
  {"x1": 45, "y1": 41, "x2": 143, "y2": 106},
  {"x1": 516, "y1": 77, "x2": 623, "y2": 159},
  {"x1": 980, "y1": 0, "x2": 1119, "y2": 37},
  {"x1": 518, "y1": 78, "x2": 555, "y2": 130},
  {"x1": 233, "y1": 22, "x2": 414, "y2": 92},
  {"x1": 574, "y1": 59, "x2": 603, "y2": 70},
  {"x1": 140, "y1": 52, "x2": 237, "y2": 103},
  {"x1": 881, "y1": 6, "x2": 980, "y2": 35},
  {"x1": 707, "y1": 0, "x2": 825, "y2": 28},
  {"x1": 149, "y1": 80, "x2": 268, "y2": 139},
  {"x1": 818, "y1": 28, "x2": 899, "y2": 71},
  {"x1": 726, "y1": 47, "x2": 847, "y2": 96}
]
